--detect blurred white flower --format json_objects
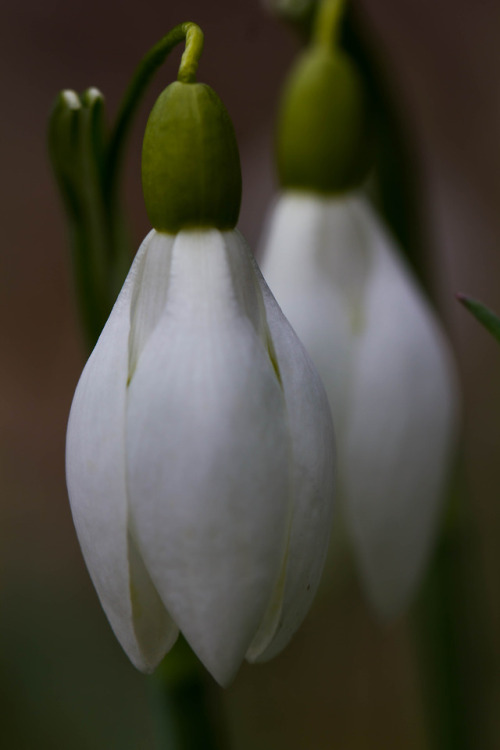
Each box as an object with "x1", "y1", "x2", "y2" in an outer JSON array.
[
  {"x1": 260, "y1": 191, "x2": 459, "y2": 618},
  {"x1": 66, "y1": 227, "x2": 335, "y2": 686}
]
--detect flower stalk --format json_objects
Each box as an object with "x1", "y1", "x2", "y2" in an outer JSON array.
[
  {"x1": 150, "y1": 638, "x2": 229, "y2": 750},
  {"x1": 313, "y1": 0, "x2": 345, "y2": 49}
]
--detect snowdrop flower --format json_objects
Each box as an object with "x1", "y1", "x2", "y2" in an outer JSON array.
[
  {"x1": 261, "y1": 193, "x2": 459, "y2": 618},
  {"x1": 260, "y1": 4, "x2": 460, "y2": 618},
  {"x1": 65, "y1": 41, "x2": 335, "y2": 686}
]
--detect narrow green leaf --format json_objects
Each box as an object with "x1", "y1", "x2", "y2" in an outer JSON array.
[
  {"x1": 49, "y1": 88, "x2": 123, "y2": 348},
  {"x1": 74, "y1": 89, "x2": 113, "y2": 345},
  {"x1": 48, "y1": 91, "x2": 82, "y2": 217},
  {"x1": 457, "y1": 294, "x2": 500, "y2": 343}
]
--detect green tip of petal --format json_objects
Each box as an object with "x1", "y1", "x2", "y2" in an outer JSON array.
[{"x1": 142, "y1": 81, "x2": 242, "y2": 233}]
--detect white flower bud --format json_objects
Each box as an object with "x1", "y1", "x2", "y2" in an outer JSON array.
[
  {"x1": 66, "y1": 227, "x2": 335, "y2": 686},
  {"x1": 260, "y1": 192, "x2": 460, "y2": 618}
]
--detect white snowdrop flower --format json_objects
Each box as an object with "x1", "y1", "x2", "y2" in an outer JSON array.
[
  {"x1": 65, "y1": 58, "x2": 335, "y2": 686},
  {"x1": 260, "y1": 191, "x2": 459, "y2": 618},
  {"x1": 262, "y1": 13, "x2": 460, "y2": 618}
]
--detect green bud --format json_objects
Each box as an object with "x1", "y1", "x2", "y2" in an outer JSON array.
[
  {"x1": 142, "y1": 81, "x2": 242, "y2": 233},
  {"x1": 276, "y1": 47, "x2": 373, "y2": 194}
]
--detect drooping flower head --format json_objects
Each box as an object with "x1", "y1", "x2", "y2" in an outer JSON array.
[
  {"x1": 65, "y1": 24, "x2": 335, "y2": 686},
  {"x1": 260, "y1": 1, "x2": 460, "y2": 618}
]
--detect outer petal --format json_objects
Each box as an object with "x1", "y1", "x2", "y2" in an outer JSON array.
[
  {"x1": 343, "y1": 197, "x2": 460, "y2": 618},
  {"x1": 126, "y1": 229, "x2": 291, "y2": 686},
  {"x1": 128, "y1": 231, "x2": 175, "y2": 378},
  {"x1": 66, "y1": 231, "x2": 178, "y2": 671},
  {"x1": 260, "y1": 192, "x2": 370, "y2": 437},
  {"x1": 246, "y1": 259, "x2": 336, "y2": 662}
]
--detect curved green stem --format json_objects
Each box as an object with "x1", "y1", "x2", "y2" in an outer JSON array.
[
  {"x1": 107, "y1": 22, "x2": 204, "y2": 198},
  {"x1": 177, "y1": 24, "x2": 204, "y2": 83},
  {"x1": 313, "y1": 0, "x2": 346, "y2": 51}
]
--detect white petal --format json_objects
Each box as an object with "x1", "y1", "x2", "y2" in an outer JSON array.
[
  {"x1": 66, "y1": 231, "x2": 178, "y2": 671},
  {"x1": 246, "y1": 260, "x2": 336, "y2": 662},
  {"x1": 260, "y1": 192, "x2": 369, "y2": 437},
  {"x1": 343, "y1": 197, "x2": 460, "y2": 618},
  {"x1": 126, "y1": 229, "x2": 291, "y2": 686},
  {"x1": 128, "y1": 231, "x2": 175, "y2": 378}
]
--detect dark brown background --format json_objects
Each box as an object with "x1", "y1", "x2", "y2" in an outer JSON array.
[{"x1": 1, "y1": 1, "x2": 500, "y2": 747}]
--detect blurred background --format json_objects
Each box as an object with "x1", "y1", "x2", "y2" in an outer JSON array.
[{"x1": 1, "y1": 0, "x2": 500, "y2": 747}]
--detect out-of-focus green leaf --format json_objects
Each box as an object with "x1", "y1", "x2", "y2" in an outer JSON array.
[
  {"x1": 457, "y1": 295, "x2": 500, "y2": 343},
  {"x1": 48, "y1": 88, "x2": 128, "y2": 349}
]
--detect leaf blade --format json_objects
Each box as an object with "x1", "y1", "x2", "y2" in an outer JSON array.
[{"x1": 457, "y1": 294, "x2": 500, "y2": 343}]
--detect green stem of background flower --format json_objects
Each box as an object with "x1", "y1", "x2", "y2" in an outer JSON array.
[
  {"x1": 313, "y1": 0, "x2": 345, "y2": 50},
  {"x1": 413, "y1": 477, "x2": 486, "y2": 750}
]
